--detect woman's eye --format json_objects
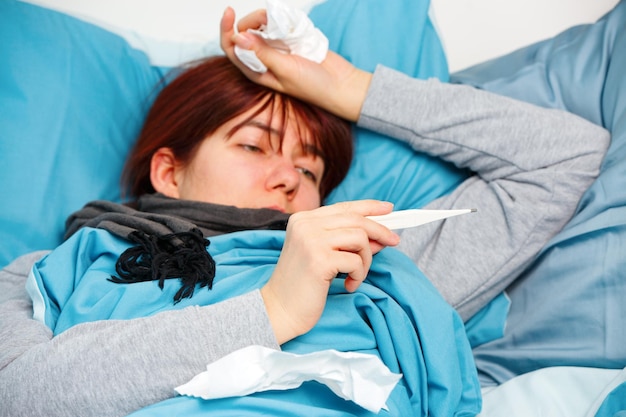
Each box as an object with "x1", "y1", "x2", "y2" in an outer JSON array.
[
  {"x1": 241, "y1": 144, "x2": 262, "y2": 153},
  {"x1": 297, "y1": 167, "x2": 317, "y2": 183}
]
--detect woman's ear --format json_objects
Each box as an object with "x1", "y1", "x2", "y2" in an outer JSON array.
[{"x1": 150, "y1": 147, "x2": 181, "y2": 198}]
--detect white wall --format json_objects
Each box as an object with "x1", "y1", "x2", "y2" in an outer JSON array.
[
  {"x1": 21, "y1": 0, "x2": 620, "y2": 71},
  {"x1": 431, "y1": 0, "x2": 620, "y2": 71}
]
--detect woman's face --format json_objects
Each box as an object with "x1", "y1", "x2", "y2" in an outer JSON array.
[{"x1": 161, "y1": 105, "x2": 325, "y2": 213}]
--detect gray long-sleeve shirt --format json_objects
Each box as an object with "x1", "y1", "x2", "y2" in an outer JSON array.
[
  {"x1": 0, "y1": 66, "x2": 609, "y2": 417},
  {"x1": 360, "y1": 66, "x2": 609, "y2": 319}
]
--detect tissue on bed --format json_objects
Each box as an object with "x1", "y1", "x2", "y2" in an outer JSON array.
[
  {"x1": 234, "y1": 0, "x2": 329, "y2": 73},
  {"x1": 175, "y1": 345, "x2": 401, "y2": 413}
]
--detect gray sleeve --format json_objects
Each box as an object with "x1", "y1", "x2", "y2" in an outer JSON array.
[
  {"x1": 358, "y1": 66, "x2": 610, "y2": 320},
  {"x1": 0, "y1": 252, "x2": 280, "y2": 417}
]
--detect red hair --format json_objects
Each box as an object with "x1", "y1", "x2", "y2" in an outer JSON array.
[{"x1": 122, "y1": 56, "x2": 352, "y2": 202}]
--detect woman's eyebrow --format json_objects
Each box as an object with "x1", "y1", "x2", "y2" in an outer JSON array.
[
  {"x1": 244, "y1": 120, "x2": 326, "y2": 159},
  {"x1": 244, "y1": 120, "x2": 281, "y2": 136},
  {"x1": 302, "y1": 144, "x2": 326, "y2": 160}
]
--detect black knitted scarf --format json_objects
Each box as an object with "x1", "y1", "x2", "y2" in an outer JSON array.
[{"x1": 65, "y1": 193, "x2": 290, "y2": 303}]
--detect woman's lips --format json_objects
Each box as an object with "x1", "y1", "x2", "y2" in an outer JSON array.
[{"x1": 266, "y1": 205, "x2": 286, "y2": 213}]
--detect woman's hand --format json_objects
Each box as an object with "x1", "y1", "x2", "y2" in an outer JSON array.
[
  {"x1": 261, "y1": 200, "x2": 400, "y2": 344},
  {"x1": 219, "y1": 7, "x2": 372, "y2": 122}
]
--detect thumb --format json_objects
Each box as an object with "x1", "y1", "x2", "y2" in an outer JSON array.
[{"x1": 232, "y1": 32, "x2": 296, "y2": 88}]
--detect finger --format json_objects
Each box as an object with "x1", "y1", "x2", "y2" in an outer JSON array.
[
  {"x1": 368, "y1": 240, "x2": 387, "y2": 255},
  {"x1": 289, "y1": 203, "x2": 400, "y2": 249},
  {"x1": 236, "y1": 9, "x2": 267, "y2": 33},
  {"x1": 220, "y1": 7, "x2": 236, "y2": 52},
  {"x1": 344, "y1": 276, "x2": 362, "y2": 293},
  {"x1": 309, "y1": 206, "x2": 400, "y2": 247},
  {"x1": 328, "y1": 227, "x2": 372, "y2": 253},
  {"x1": 293, "y1": 200, "x2": 392, "y2": 224},
  {"x1": 220, "y1": 20, "x2": 278, "y2": 90},
  {"x1": 230, "y1": 32, "x2": 290, "y2": 73},
  {"x1": 322, "y1": 200, "x2": 394, "y2": 218},
  {"x1": 331, "y1": 250, "x2": 369, "y2": 290},
  {"x1": 220, "y1": 9, "x2": 265, "y2": 80},
  {"x1": 330, "y1": 201, "x2": 400, "y2": 247},
  {"x1": 327, "y1": 228, "x2": 373, "y2": 278}
]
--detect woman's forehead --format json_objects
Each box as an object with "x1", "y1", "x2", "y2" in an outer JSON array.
[{"x1": 237, "y1": 101, "x2": 320, "y2": 145}]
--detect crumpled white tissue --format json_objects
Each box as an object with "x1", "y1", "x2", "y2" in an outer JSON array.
[
  {"x1": 234, "y1": 0, "x2": 329, "y2": 73},
  {"x1": 175, "y1": 345, "x2": 402, "y2": 413}
]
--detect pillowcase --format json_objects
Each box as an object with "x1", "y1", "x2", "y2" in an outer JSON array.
[
  {"x1": 0, "y1": 0, "x2": 165, "y2": 268},
  {"x1": 452, "y1": 0, "x2": 626, "y2": 385},
  {"x1": 0, "y1": 0, "x2": 464, "y2": 268}
]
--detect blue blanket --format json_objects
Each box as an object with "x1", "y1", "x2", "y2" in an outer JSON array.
[{"x1": 31, "y1": 227, "x2": 481, "y2": 416}]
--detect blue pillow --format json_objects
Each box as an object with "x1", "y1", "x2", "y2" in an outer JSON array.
[
  {"x1": 0, "y1": 0, "x2": 465, "y2": 268},
  {"x1": 0, "y1": 0, "x2": 164, "y2": 268},
  {"x1": 453, "y1": 0, "x2": 626, "y2": 385},
  {"x1": 310, "y1": 0, "x2": 468, "y2": 208}
]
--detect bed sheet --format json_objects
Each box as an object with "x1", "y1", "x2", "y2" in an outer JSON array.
[
  {"x1": 453, "y1": 0, "x2": 626, "y2": 383},
  {"x1": 479, "y1": 367, "x2": 626, "y2": 417},
  {"x1": 453, "y1": 1, "x2": 626, "y2": 413}
]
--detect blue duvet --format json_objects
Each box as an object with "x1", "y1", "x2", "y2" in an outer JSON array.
[{"x1": 30, "y1": 227, "x2": 481, "y2": 416}]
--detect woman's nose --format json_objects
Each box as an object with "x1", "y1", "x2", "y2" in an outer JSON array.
[{"x1": 266, "y1": 159, "x2": 300, "y2": 198}]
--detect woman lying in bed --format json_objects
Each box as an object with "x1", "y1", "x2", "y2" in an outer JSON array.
[{"x1": 0, "y1": 6, "x2": 609, "y2": 417}]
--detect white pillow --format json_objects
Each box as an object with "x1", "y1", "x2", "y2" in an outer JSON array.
[{"x1": 20, "y1": 0, "x2": 323, "y2": 67}]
